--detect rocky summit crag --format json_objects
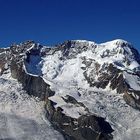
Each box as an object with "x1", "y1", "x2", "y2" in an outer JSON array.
[{"x1": 0, "y1": 39, "x2": 140, "y2": 140}]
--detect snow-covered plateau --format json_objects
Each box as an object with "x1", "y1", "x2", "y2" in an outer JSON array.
[{"x1": 0, "y1": 39, "x2": 140, "y2": 140}]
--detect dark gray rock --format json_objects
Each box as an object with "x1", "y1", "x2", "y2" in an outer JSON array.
[
  {"x1": 10, "y1": 58, "x2": 54, "y2": 99},
  {"x1": 123, "y1": 91, "x2": 140, "y2": 110},
  {"x1": 45, "y1": 99, "x2": 113, "y2": 140}
]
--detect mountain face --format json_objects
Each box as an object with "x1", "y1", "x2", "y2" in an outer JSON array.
[{"x1": 0, "y1": 39, "x2": 140, "y2": 140}]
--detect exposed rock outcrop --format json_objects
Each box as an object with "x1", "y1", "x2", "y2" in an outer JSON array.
[{"x1": 45, "y1": 99, "x2": 113, "y2": 140}]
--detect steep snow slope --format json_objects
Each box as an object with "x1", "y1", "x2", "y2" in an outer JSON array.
[
  {"x1": 0, "y1": 71, "x2": 64, "y2": 140},
  {"x1": 41, "y1": 52, "x2": 140, "y2": 140},
  {"x1": 2, "y1": 39, "x2": 140, "y2": 140}
]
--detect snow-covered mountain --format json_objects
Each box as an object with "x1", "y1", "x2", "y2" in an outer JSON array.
[{"x1": 0, "y1": 39, "x2": 140, "y2": 140}]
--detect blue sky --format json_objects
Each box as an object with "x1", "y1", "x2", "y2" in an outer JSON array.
[{"x1": 0, "y1": 0, "x2": 140, "y2": 50}]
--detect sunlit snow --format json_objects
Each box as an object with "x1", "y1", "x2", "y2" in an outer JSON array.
[{"x1": 10, "y1": 39, "x2": 140, "y2": 140}]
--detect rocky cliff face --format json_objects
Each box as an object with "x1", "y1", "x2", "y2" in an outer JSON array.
[{"x1": 1, "y1": 39, "x2": 140, "y2": 140}]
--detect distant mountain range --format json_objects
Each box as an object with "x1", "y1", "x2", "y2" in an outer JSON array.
[{"x1": 0, "y1": 39, "x2": 140, "y2": 140}]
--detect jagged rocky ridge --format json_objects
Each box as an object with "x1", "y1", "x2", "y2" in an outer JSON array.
[{"x1": 0, "y1": 39, "x2": 140, "y2": 140}]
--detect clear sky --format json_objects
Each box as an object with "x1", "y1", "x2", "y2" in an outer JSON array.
[{"x1": 0, "y1": 0, "x2": 140, "y2": 50}]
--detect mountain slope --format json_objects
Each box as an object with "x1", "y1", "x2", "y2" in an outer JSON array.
[
  {"x1": 41, "y1": 39, "x2": 140, "y2": 140},
  {"x1": 0, "y1": 69, "x2": 64, "y2": 140},
  {"x1": 0, "y1": 39, "x2": 140, "y2": 140}
]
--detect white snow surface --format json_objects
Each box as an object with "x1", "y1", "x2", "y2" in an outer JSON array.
[
  {"x1": 24, "y1": 39, "x2": 140, "y2": 140},
  {"x1": 0, "y1": 72, "x2": 64, "y2": 140},
  {"x1": 123, "y1": 71, "x2": 140, "y2": 91}
]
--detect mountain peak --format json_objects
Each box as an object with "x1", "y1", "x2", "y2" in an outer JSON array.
[
  {"x1": 72, "y1": 40, "x2": 96, "y2": 45},
  {"x1": 71, "y1": 39, "x2": 130, "y2": 47},
  {"x1": 100, "y1": 39, "x2": 132, "y2": 47}
]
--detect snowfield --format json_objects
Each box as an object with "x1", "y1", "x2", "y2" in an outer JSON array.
[
  {"x1": 0, "y1": 72, "x2": 64, "y2": 140},
  {"x1": 1, "y1": 39, "x2": 140, "y2": 140},
  {"x1": 40, "y1": 40, "x2": 140, "y2": 140},
  {"x1": 43, "y1": 69, "x2": 140, "y2": 140}
]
